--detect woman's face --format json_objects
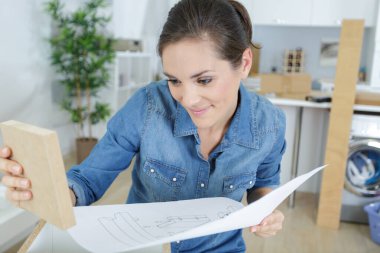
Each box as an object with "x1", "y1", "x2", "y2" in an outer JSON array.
[{"x1": 162, "y1": 38, "x2": 252, "y2": 132}]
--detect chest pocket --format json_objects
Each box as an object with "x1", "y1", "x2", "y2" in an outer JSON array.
[
  {"x1": 222, "y1": 173, "x2": 256, "y2": 201},
  {"x1": 142, "y1": 158, "x2": 187, "y2": 201}
]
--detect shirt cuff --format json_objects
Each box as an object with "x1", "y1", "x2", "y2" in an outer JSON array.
[{"x1": 67, "y1": 178, "x2": 87, "y2": 206}]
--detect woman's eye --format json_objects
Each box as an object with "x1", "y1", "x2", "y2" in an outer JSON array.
[
  {"x1": 198, "y1": 78, "x2": 212, "y2": 85},
  {"x1": 168, "y1": 79, "x2": 180, "y2": 86}
]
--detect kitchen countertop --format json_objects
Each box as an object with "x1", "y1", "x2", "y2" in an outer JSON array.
[{"x1": 268, "y1": 97, "x2": 380, "y2": 113}]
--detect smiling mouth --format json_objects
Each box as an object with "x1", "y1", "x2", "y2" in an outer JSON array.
[{"x1": 190, "y1": 107, "x2": 209, "y2": 117}]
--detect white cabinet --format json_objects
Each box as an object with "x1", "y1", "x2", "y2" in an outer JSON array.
[
  {"x1": 248, "y1": 0, "x2": 312, "y2": 26},
  {"x1": 112, "y1": 52, "x2": 153, "y2": 111},
  {"x1": 311, "y1": 0, "x2": 377, "y2": 27},
  {"x1": 242, "y1": 0, "x2": 377, "y2": 27}
]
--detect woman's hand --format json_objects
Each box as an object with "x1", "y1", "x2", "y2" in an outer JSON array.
[
  {"x1": 250, "y1": 209, "x2": 284, "y2": 238},
  {"x1": 0, "y1": 146, "x2": 32, "y2": 203},
  {"x1": 69, "y1": 189, "x2": 76, "y2": 206}
]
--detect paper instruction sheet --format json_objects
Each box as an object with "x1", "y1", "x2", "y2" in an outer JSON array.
[{"x1": 68, "y1": 165, "x2": 326, "y2": 253}]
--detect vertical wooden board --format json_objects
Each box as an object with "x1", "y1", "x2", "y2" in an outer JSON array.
[
  {"x1": 0, "y1": 121, "x2": 75, "y2": 229},
  {"x1": 250, "y1": 43, "x2": 261, "y2": 76},
  {"x1": 317, "y1": 20, "x2": 365, "y2": 229}
]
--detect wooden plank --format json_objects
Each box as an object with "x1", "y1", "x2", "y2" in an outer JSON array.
[
  {"x1": 317, "y1": 20, "x2": 365, "y2": 229},
  {"x1": 0, "y1": 120, "x2": 75, "y2": 229},
  {"x1": 17, "y1": 219, "x2": 46, "y2": 253}
]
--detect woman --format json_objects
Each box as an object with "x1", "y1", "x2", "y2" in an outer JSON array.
[{"x1": 0, "y1": 0, "x2": 286, "y2": 252}]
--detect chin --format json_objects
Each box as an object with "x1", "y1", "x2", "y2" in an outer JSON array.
[{"x1": 192, "y1": 119, "x2": 214, "y2": 130}]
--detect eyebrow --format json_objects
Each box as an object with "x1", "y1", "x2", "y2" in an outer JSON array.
[{"x1": 163, "y1": 70, "x2": 212, "y2": 79}]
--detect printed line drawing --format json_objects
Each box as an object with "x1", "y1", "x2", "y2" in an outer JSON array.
[
  {"x1": 98, "y1": 216, "x2": 136, "y2": 247},
  {"x1": 97, "y1": 206, "x2": 237, "y2": 245},
  {"x1": 217, "y1": 205, "x2": 240, "y2": 219},
  {"x1": 156, "y1": 215, "x2": 210, "y2": 229},
  {"x1": 99, "y1": 212, "x2": 157, "y2": 246}
]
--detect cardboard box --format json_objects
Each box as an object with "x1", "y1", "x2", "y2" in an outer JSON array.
[
  {"x1": 260, "y1": 73, "x2": 312, "y2": 94},
  {"x1": 355, "y1": 90, "x2": 380, "y2": 106},
  {"x1": 284, "y1": 74, "x2": 311, "y2": 93},
  {"x1": 260, "y1": 74, "x2": 284, "y2": 93}
]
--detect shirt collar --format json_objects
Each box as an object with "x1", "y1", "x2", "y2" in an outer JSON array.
[
  {"x1": 173, "y1": 83, "x2": 259, "y2": 149},
  {"x1": 173, "y1": 102, "x2": 198, "y2": 137}
]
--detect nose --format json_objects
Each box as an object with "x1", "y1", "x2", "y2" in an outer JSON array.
[{"x1": 180, "y1": 83, "x2": 201, "y2": 107}]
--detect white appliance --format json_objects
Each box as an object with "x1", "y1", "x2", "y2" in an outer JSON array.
[{"x1": 341, "y1": 114, "x2": 380, "y2": 223}]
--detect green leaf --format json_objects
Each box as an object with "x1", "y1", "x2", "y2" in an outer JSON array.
[{"x1": 46, "y1": 0, "x2": 114, "y2": 137}]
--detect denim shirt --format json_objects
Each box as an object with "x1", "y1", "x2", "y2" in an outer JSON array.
[{"x1": 67, "y1": 80, "x2": 286, "y2": 253}]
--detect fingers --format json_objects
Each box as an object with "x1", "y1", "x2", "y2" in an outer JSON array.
[
  {"x1": 1, "y1": 174, "x2": 32, "y2": 202},
  {"x1": 0, "y1": 146, "x2": 12, "y2": 158},
  {"x1": 1, "y1": 174, "x2": 30, "y2": 189},
  {"x1": 6, "y1": 187, "x2": 33, "y2": 201},
  {"x1": 0, "y1": 146, "x2": 32, "y2": 202},
  {"x1": 250, "y1": 210, "x2": 284, "y2": 238},
  {"x1": 252, "y1": 222, "x2": 282, "y2": 238},
  {"x1": 0, "y1": 150, "x2": 23, "y2": 175},
  {"x1": 261, "y1": 210, "x2": 284, "y2": 226}
]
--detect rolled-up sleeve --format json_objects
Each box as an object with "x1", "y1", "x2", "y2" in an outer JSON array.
[{"x1": 66, "y1": 87, "x2": 148, "y2": 206}]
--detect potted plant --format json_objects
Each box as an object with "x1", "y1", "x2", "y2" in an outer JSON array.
[{"x1": 46, "y1": 0, "x2": 115, "y2": 163}]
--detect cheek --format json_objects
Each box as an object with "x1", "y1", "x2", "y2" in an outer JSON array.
[
  {"x1": 168, "y1": 86, "x2": 181, "y2": 101},
  {"x1": 211, "y1": 82, "x2": 238, "y2": 105}
]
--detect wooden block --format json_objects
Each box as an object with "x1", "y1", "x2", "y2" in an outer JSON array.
[
  {"x1": 355, "y1": 90, "x2": 380, "y2": 106},
  {"x1": 260, "y1": 74, "x2": 284, "y2": 93},
  {"x1": 283, "y1": 73, "x2": 311, "y2": 93},
  {"x1": 317, "y1": 20, "x2": 365, "y2": 229},
  {"x1": 0, "y1": 121, "x2": 75, "y2": 229},
  {"x1": 260, "y1": 73, "x2": 311, "y2": 94}
]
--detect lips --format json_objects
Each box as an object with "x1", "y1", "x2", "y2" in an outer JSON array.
[{"x1": 190, "y1": 107, "x2": 209, "y2": 117}]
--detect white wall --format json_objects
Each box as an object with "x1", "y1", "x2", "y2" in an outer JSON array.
[
  {"x1": 0, "y1": 0, "x2": 175, "y2": 156},
  {"x1": 253, "y1": 26, "x2": 371, "y2": 81},
  {"x1": 0, "y1": 0, "x2": 76, "y2": 155},
  {"x1": 0, "y1": 0, "x2": 115, "y2": 156},
  {"x1": 140, "y1": 1, "x2": 173, "y2": 77}
]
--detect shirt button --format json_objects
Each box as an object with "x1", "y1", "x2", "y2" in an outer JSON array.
[
  {"x1": 200, "y1": 183, "x2": 205, "y2": 188},
  {"x1": 229, "y1": 185, "x2": 234, "y2": 189},
  {"x1": 150, "y1": 169, "x2": 155, "y2": 173},
  {"x1": 249, "y1": 181, "x2": 253, "y2": 185},
  {"x1": 176, "y1": 241, "x2": 180, "y2": 243},
  {"x1": 172, "y1": 177, "x2": 177, "y2": 182}
]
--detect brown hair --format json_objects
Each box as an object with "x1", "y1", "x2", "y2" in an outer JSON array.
[{"x1": 158, "y1": 0, "x2": 255, "y2": 69}]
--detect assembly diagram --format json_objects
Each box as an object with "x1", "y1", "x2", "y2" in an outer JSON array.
[{"x1": 97, "y1": 205, "x2": 239, "y2": 246}]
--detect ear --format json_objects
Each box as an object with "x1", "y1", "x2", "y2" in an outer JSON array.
[{"x1": 241, "y1": 47, "x2": 253, "y2": 79}]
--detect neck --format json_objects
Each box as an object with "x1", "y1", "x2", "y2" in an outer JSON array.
[{"x1": 197, "y1": 96, "x2": 238, "y2": 156}]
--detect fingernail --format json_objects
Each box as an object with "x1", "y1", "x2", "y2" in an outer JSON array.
[
  {"x1": 251, "y1": 227, "x2": 256, "y2": 233},
  {"x1": 24, "y1": 192, "x2": 31, "y2": 199},
  {"x1": 12, "y1": 165, "x2": 21, "y2": 174},
  {"x1": 1, "y1": 148, "x2": 7, "y2": 155},
  {"x1": 21, "y1": 180, "x2": 29, "y2": 188}
]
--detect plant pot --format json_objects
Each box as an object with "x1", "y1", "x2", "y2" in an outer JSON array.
[{"x1": 76, "y1": 137, "x2": 98, "y2": 163}]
